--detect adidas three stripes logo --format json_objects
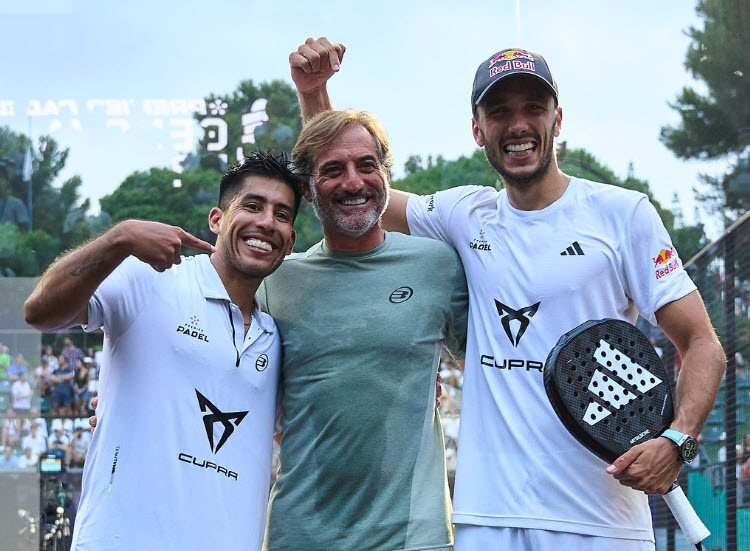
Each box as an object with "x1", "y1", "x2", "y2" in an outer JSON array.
[{"x1": 560, "y1": 241, "x2": 585, "y2": 256}]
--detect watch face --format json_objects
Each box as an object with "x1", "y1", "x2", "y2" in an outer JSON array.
[{"x1": 681, "y1": 438, "x2": 699, "y2": 462}]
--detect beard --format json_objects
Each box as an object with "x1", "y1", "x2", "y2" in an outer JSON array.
[
  {"x1": 310, "y1": 180, "x2": 390, "y2": 237},
  {"x1": 483, "y1": 118, "x2": 557, "y2": 189}
]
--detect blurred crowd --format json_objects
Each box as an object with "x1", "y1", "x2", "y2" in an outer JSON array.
[{"x1": 0, "y1": 338, "x2": 97, "y2": 472}]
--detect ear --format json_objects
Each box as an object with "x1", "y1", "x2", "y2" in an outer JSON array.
[
  {"x1": 301, "y1": 179, "x2": 313, "y2": 203},
  {"x1": 208, "y1": 207, "x2": 223, "y2": 236},
  {"x1": 554, "y1": 107, "x2": 563, "y2": 138},
  {"x1": 287, "y1": 230, "x2": 297, "y2": 255},
  {"x1": 471, "y1": 117, "x2": 484, "y2": 147}
]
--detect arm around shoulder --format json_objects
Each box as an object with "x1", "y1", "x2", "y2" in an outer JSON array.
[{"x1": 381, "y1": 189, "x2": 411, "y2": 234}]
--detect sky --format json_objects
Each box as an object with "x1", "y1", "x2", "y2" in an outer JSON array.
[{"x1": 0, "y1": 0, "x2": 730, "y2": 237}]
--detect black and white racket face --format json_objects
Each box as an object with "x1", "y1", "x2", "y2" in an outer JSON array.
[{"x1": 544, "y1": 319, "x2": 675, "y2": 463}]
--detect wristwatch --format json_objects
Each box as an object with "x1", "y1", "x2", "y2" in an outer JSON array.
[{"x1": 660, "y1": 429, "x2": 699, "y2": 463}]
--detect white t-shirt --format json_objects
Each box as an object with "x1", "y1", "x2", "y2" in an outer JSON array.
[
  {"x1": 18, "y1": 453, "x2": 38, "y2": 469},
  {"x1": 22, "y1": 432, "x2": 47, "y2": 457},
  {"x1": 407, "y1": 179, "x2": 696, "y2": 541},
  {"x1": 11, "y1": 380, "x2": 32, "y2": 410},
  {"x1": 71, "y1": 255, "x2": 281, "y2": 551}
]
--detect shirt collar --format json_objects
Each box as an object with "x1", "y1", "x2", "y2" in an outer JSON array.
[{"x1": 193, "y1": 254, "x2": 275, "y2": 334}]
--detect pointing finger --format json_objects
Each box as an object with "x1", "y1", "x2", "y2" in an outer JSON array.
[{"x1": 179, "y1": 230, "x2": 216, "y2": 253}]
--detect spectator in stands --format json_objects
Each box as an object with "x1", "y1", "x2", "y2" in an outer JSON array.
[
  {"x1": 22, "y1": 421, "x2": 47, "y2": 459},
  {"x1": 0, "y1": 445, "x2": 19, "y2": 470},
  {"x1": 18, "y1": 446, "x2": 38, "y2": 469},
  {"x1": 24, "y1": 408, "x2": 47, "y2": 439},
  {"x1": 42, "y1": 345, "x2": 59, "y2": 371},
  {"x1": 34, "y1": 355, "x2": 54, "y2": 397},
  {"x1": 73, "y1": 357, "x2": 90, "y2": 417},
  {"x1": 68, "y1": 423, "x2": 92, "y2": 468},
  {"x1": 51, "y1": 354, "x2": 74, "y2": 417},
  {"x1": 11, "y1": 370, "x2": 32, "y2": 417},
  {"x1": 1, "y1": 411, "x2": 22, "y2": 450},
  {"x1": 47, "y1": 425, "x2": 70, "y2": 464},
  {"x1": 7, "y1": 353, "x2": 28, "y2": 382},
  {"x1": 60, "y1": 337, "x2": 84, "y2": 370},
  {"x1": 0, "y1": 342, "x2": 10, "y2": 379}
]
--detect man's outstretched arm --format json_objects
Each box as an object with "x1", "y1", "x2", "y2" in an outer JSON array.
[
  {"x1": 289, "y1": 37, "x2": 344, "y2": 122},
  {"x1": 290, "y1": 37, "x2": 412, "y2": 234},
  {"x1": 24, "y1": 220, "x2": 214, "y2": 331}
]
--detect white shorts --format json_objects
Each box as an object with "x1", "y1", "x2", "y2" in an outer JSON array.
[{"x1": 454, "y1": 525, "x2": 655, "y2": 551}]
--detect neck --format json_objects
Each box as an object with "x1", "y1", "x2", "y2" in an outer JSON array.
[
  {"x1": 323, "y1": 224, "x2": 386, "y2": 253},
  {"x1": 505, "y1": 166, "x2": 571, "y2": 211},
  {"x1": 209, "y1": 254, "x2": 260, "y2": 317}
]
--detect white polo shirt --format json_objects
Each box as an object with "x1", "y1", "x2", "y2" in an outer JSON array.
[
  {"x1": 407, "y1": 179, "x2": 696, "y2": 541},
  {"x1": 72, "y1": 255, "x2": 280, "y2": 551}
]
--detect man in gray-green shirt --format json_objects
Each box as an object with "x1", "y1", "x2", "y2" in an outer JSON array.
[{"x1": 260, "y1": 110, "x2": 468, "y2": 551}]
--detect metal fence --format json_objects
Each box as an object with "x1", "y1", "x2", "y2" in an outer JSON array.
[{"x1": 665, "y1": 210, "x2": 750, "y2": 551}]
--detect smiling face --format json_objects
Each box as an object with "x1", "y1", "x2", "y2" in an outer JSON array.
[
  {"x1": 472, "y1": 75, "x2": 561, "y2": 189},
  {"x1": 308, "y1": 125, "x2": 389, "y2": 249},
  {"x1": 209, "y1": 175, "x2": 296, "y2": 282}
]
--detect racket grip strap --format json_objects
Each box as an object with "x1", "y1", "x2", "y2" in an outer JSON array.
[{"x1": 662, "y1": 483, "x2": 710, "y2": 545}]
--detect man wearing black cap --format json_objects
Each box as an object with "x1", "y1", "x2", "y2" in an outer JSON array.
[{"x1": 292, "y1": 39, "x2": 725, "y2": 550}]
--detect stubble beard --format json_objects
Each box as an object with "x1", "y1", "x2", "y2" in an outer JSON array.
[
  {"x1": 484, "y1": 118, "x2": 557, "y2": 190},
  {"x1": 310, "y1": 181, "x2": 390, "y2": 237}
]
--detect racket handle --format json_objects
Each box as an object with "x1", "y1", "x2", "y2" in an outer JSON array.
[{"x1": 661, "y1": 482, "x2": 710, "y2": 547}]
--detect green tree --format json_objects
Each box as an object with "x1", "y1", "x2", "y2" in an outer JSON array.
[
  {"x1": 660, "y1": 0, "x2": 750, "y2": 225},
  {"x1": 102, "y1": 79, "x2": 326, "y2": 252},
  {"x1": 194, "y1": 79, "x2": 302, "y2": 167},
  {"x1": 0, "y1": 127, "x2": 94, "y2": 276}
]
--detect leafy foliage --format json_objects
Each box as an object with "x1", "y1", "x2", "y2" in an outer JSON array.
[
  {"x1": 0, "y1": 127, "x2": 94, "y2": 276},
  {"x1": 660, "y1": 0, "x2": 750, "y2": 223}
]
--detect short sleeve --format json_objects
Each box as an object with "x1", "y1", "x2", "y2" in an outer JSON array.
[
  {"x1": 622, "y1": 197, "x2": 697, "y2": 324},
  {"x1": 406, "y1": 186, "x2": 487, "y2": 246},
  {"x1": 83, "y1": 256, "x2": 157, "y2": 339}
]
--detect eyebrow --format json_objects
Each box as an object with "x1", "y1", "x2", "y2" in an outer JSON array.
[{"x1": 318, "y1": 155, "x2": 379, "y2": 172}]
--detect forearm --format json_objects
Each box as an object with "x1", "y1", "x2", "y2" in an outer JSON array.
[
  {"x1": 299, "y1": 87, "x2": 332, "y2": 123},
  {"x1": 24, "y1": 222, "x2": 133, "y2": 331},
  {"x1": 672, "y1": 337, "x2": 726, "y2": 436}
]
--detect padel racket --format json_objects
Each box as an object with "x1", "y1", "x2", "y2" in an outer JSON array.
[{"x1": 544, "y1": 318, "x2": 709, "y2": 550}]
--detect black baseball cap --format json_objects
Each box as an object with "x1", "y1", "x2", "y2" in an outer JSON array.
[{"x1": 471, "y1": 48, "x2": 558, "y2": 113}]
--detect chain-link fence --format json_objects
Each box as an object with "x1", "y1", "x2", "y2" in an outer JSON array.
[{"x1": 659, "y1": 210, "x2": 750, "y2": 551}]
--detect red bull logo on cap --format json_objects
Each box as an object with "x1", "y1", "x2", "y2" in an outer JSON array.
[{"x1": 488, "y1": 50, "x2": 535, "y2": 68}]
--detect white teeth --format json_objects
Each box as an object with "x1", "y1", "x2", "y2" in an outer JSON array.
[
  {"x1": 505, "y1": 142, "x2": 534, "y2": 153},
  {"x1": 341, "y1": 197, "x2": 367, "y2": 206},
  {"x1": 245, "y1": 238, "x2": 272, "y2": 251}
]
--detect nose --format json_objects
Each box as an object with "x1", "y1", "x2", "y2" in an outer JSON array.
[
  {"x1": 339, "y1": 164, "x2": 365, "y2": 192},
  {"x1": 507, "y1": 109, "x2": 530, "y2": 135},
  {"x1": 254, "y1": 206, "x2": 276, "y2": 231}
]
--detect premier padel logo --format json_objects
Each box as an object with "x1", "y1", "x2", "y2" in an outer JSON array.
[
  {"x1": 469, "y1": 229, "x2": 492, "y2": 251},
  {"x1": 494, "y1": 300, "x2": 540, "y2": 346},
  {"x1": 176, "y1": 315, "x2": 210, "y2": 342},
  {"x1": 195, "y1": 390, "x2": 248, "y2": 453},
  {"x1": 583, "y1": 340, "x2": 663, "y2": 426}
]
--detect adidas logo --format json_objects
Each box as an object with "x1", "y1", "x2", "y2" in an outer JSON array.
[{"x1": 560, "y1": 241, "x2": 584, "y2": 256}]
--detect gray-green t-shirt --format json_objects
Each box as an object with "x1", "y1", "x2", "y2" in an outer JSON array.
[{"x1": 260, "y1": 232, "x2": 468, "y2": 551}]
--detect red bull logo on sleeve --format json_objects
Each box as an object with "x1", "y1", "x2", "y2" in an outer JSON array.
[{"x1": 652, "y1": 246, "x2": 680, "y2": 279}]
